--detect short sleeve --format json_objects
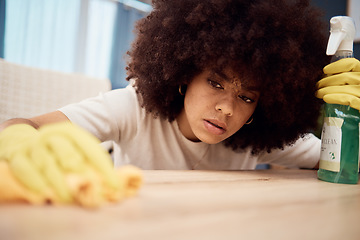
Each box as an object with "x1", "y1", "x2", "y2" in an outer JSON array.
[{"x1": 58, "y1": 84, "x2": 142, "y2": 143}]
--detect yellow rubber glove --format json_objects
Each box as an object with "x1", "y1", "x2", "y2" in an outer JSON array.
[
  {"x1": 0, "y1": 122, "x2": 142, "y2": 207},
  {"x1": 316, "y1": 58, "x2": 360, "y2": 110}
]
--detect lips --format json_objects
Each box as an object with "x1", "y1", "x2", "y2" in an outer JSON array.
[{"x1": 203, "y1": 119, "x2": 227, "y2": 135}]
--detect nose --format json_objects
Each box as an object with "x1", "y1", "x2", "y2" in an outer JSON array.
[{"x1": 215, "y1": 95, "x2": 234, "y2": 117}]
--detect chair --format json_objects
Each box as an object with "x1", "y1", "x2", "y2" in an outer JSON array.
[
  {"x1": 0, "y1": 58, "x2": 111, "y2": 122},
  {"x1": 0, "y1": 58, "x2": 114, "y2": 153}
]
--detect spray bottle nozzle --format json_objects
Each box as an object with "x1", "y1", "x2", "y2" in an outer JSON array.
[{"x1": 326, "y1": 16, "x2": 356, "y2": 56}]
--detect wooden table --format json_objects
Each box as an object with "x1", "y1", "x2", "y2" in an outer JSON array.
[{"x1": 0, "y1": 169, "x2": 359, "y2": 240}]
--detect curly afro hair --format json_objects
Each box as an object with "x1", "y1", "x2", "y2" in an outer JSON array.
[{"x1": 126, "y1": 0, "x2": 329, "y2": 154}]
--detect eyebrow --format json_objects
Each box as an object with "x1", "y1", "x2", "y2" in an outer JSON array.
[
  {"x1": 213, "y1": 70, "x2": 260, "y2": 92},
  {"x1": 213, "y1": 70, "x2": 228, "y2": 81}
]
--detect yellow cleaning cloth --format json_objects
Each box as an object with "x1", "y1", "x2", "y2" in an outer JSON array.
[
  {"x1": 0, "y1": 162, "x2": 142, "y2": 208},
  {"x1": 0, "y1": 123, "x2": 142, "y2": 208}
]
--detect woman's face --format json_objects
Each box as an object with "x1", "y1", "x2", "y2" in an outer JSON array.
[{"x1": 176, "y1": 69, "x2": 260, "y2": 144}]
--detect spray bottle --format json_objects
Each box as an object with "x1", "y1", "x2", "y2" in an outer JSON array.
[{"x1": 317, "y1": 16, "x2": 360, "y2": 184}]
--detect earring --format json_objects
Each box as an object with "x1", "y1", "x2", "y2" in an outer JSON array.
[
  {"x1": 245, "y1": 117, "x2": 253, "y2": 125},
  {"x1": 179, "y1": 85, "x2": 186, "y2": 95}
]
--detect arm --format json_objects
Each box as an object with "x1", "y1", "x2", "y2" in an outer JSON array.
[
  {"x1": 0, "y1": 110, "x2": 70, "y2": 132},
  {"x1": 257, "y1": 134, "x2": 321, "y2": 169}
]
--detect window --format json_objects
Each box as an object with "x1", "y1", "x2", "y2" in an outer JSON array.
[{"x1": 2, "y1": 0, "x2": 151, "y2": 88}]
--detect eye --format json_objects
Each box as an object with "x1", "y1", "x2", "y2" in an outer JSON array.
[
  {"x1": 208, "y1": 79, "x2": 223, "y2": 89},
  {"x1": 238, "y1": 95, "x2": 255, "y2": 103}
]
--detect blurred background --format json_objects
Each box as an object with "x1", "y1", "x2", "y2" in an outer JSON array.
[{"x1": 0, "y1": 0, "x2": 359, "y2": 90}]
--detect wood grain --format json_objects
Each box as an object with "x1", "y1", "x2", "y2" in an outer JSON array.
[{"x1": 0, "y1": 169, "x2": 359, "y2": 240}]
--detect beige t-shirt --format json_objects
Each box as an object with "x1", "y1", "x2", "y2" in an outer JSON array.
[{"x1": 59, "y1": 84, "x2": 320, "y2": 170}]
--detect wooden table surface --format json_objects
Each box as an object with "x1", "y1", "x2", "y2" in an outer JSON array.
[{"x1": 0, "y1": 169, "x2": 359, "y2": 240}]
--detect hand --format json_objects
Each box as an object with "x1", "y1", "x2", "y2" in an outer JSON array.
[
  {"x1": 316, "y1": 58, "x2": 360, "y2": 110},
  {"x1": 0, "y1": 122, "x2": 142, "y2": 207}
]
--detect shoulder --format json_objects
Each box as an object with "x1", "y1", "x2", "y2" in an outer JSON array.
[
  {"x1": 102, "y1": 83, "x2": 138, "y2": 107},
  {"x1": 58, "y1": 83, "x2": 144, "y2": 141}
]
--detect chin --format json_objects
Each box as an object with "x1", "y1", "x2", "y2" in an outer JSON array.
[{"x1": 197, "y1": 135, "x2": 225, "y2": 145}]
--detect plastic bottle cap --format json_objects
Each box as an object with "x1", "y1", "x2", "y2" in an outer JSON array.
[{"x1": 326, "y1": 16, "x2": 356, "y2": 55}]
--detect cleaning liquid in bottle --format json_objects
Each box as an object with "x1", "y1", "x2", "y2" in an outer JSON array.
[{"x1": 317, "y1": 16, "x2": 360, "y2": 184}]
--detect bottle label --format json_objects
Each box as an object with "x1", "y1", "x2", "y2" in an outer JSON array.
[{"x1": 319, "y1": 117, "x2": 343, "y2": 172}]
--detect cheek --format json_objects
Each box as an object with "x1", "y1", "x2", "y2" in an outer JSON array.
[
  {"x1": 231, "y1": 105, "x2": 257, "y2": 128},
  {"x1": 228, "y1": 118, "x2": 245, "y2": 134},
  {"x1": 183, "y1": 94, "x2": 197, "y2": 123},
  {"x1": 184, "y1": 90, "x2": 210, "y2": 113}
]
